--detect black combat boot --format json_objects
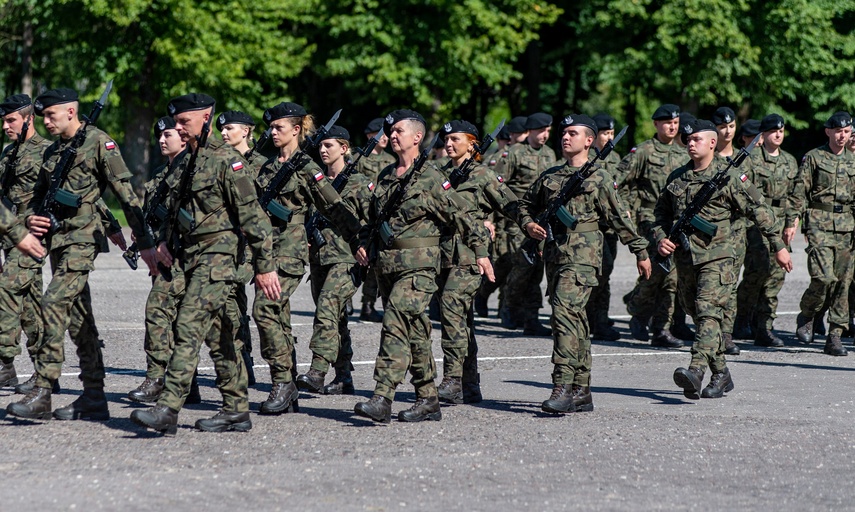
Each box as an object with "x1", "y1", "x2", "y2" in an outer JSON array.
[
  {"x1": 296, "y1": 369, "x2": 326, "y2": 394},
  {"x1": 754, "y1": 329, "x2": 784, "y2": 347},
  {"x1": 360, "y1": 303, "x2": 384, "y2": 322},
  {"x1": 259, "y1": 381, "x2": 299, "y2": 414},
  {"x1": 629, "y1": 316, "x2": 649, "y2": 341},
  {"x1": 398, "y1": 396, "x2": 442, "y2": 422},
  {"x1": 591, "y1": 323, "x2": 620, "y2": 341},
  {"x1": 673, "y1": 367, "x2": 704, "y2": 400},
  {"x1": 723, "y1": 333, "x2": 740, "y2": 355},
  {"x1": 242, "y1": 348, "x2": 256, "y2": 387},
  {"x1": 128, "y1": 377, "x2": 165, "y2": 403},
  {"x1": 541, "y1": 384, "x2": 575, "y2": 413},
  {"x1": 814, "y1": 314, "x2": 827, "y2": 337},
  {"x1": 53, "y1": 387, "x2": 110, "y2": 421},
  {"x1": 437, "y1": 376, "x2": 463, "y2": 404},
  {"x1": 0, "y1": 362, "x2": 18, "y2": 387},
  {"x1": 6, "y1": 386, "x2": 52, "y2": 420},
  {"x1": 354, "y1": 395, "x2": 392, "y2": 423},
  {"x1": 824, "y1": 334, "x2": 848, "y2": 357},
  {"x1": 796, "y1": 313, "x2": 814, "y2": 344},
  {"x1": 323, "y1": 369, "x2": 355, "y2": 395},
  {"x1": 651, "y1": 328, "x2": 682, "y2": 348},
  {"x1": 15, "y1": 373, "x2": 59, "y2": 394},
  {"x1": 732, "y1": 315, "x2": 754, "y2": 340},
  {"x1": 130, "y1": 405, "x2": 178, "y2": 435},
  {"x1": 474, "y1": 294, "x2": 489, "y2": 318},
  {"x1": 700, "y1": 368, "x2": 734, "y2": 398},
  {"x1": 462, "y1": 372, "x2": 482, "y2": 404},
  {"x1": 523, "y1": 318, "x2": 551, "y2": 336},
  {"x1": 185, "y1": 373, "x2": 202, "y2": 405},
  {"x1": 195, "y1": 410, "x2": 252, "y2": 432},
  {"x1": 499, "y1": 306, "x2": 519, "y2": 330}
]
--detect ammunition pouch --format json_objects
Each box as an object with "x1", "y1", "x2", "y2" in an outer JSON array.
[
  {"x1": 55, "y1": 188, "x2": 83, "y2": 208},
  {"x1": 555, "y1": 205, "x2": 578, "y2": 230},
  {"x1": 267, "y1": 200, "x2": 293, "y2": 222},
  {"x1": 177, "y1": 208, "x2": 196, "y2": 234},
  {"x1": 379, "y1": 221, "x2": 394, "y2": 247},
  {"x1": 689, "y1": 215, "x2": 717, "y2": 237}
]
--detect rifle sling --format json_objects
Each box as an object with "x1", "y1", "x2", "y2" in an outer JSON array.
[{"x1": 389, "y1": 237, "x2": 440, "y2": 249}]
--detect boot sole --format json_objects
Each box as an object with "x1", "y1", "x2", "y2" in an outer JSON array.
[
  {"x1": 195, "y1": 420, "x2": 252, "y2": 433},
  {"x1": 673, "y1": 372, "x2": 701, "y2": 399},
  {"x1": 127, "y1": 393, "x2": 161, "y2": 404},
  {"x1": 398, "y1": 411, "x2": 442, "y2": 422},
  {"x1": 53, "y1": 410, "x2": 110, "y2": 421},
  {"x1": 438, "y1": 392, "x2": 464, "y2": 404},
  {"x1": 6, "y1": 405, "x2": 52, "y2": 420},
  {"x1": 323, "y1": 385, "x2": 355, "y2": 395},
  {"x1": 130, "y1": 413, "x2": 178, "y2": 435},
  {"x1": 296, "y1": 378, "x2": 325, "y2": 394},
  {"x1": 259, "y1": 393, "x2": 299, "y2": 415},
  {"x1": 541, "y1": 401, "x2": 575, "y2": 414}
]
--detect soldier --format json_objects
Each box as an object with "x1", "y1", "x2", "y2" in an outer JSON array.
[
  {"x1": 735, "y1": 114, "x2": 799, "y2": 347},
  {"x1": 251, "y1": 102, "x2": 361, "y2": 415},
  {"x1": 435, "y1": 120, "x2": 520, "y2": 404},
  {"x1": 586, "y1": 113, "x2": 623, "y2": 341},
  {"x1": 130, "y1": 93, "x2": 278, "y2": 434},
  {"x1": 497, "y1": 112, "x2": 556, "y2": 335},
  {"x1": 296, "y1": 125, "x2": 368, "y2": 395},
  {"x1": 792, "y1": 111, "x2": 855, "y2": 356},
  {"x1": 669, "y1": 112, "x2": 697, "y2": 342},
  {"x1": 355, "y1": 117, "x2": 394, "y2": 323},
  {"x1": 520, "y1": 114, "x2": 651, "y2": 413},
  {"x1": 621, "y1": 104, "x2": 685, "y2": 347},
  {"x1": 353, "y1": 109, "x2": 493, "y2": 423},
  {"x1": 7, "y1": 87, "x2": 158, "y2": 421},
  {"x1": 737, "y1": 120, "x2": 761, "y2": 149},
  {"x1": 657, "y1": 119, "x2": 792, "y2": 400}
]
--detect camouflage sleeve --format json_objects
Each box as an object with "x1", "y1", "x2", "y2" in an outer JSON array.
[
  {"x1": 616, "y1": 150, "x2": 638, "y2": 209},
  {"x1": 24, "y1": 147, "x2": 51, "y2": 218},
  {"x1": 431, "y1": 184, "x2": 490, "y2": 258},
  {"x1": 517, "y1": 173, "x2": 546, "y2": 229},
  {"x1": 95, "y1": 199, "x2": 122, "y2": 236},
  {"x1": 99, "y1": 142, "x2": 153, "y2": 250},
  {"x1": 482, "y1": 172, "x2": 521, "y2": 224},
  {"x1": 494, "y1": 148, "x2": 516, "y2": 181},
  {"x1": 790, "y1": 154, "x2": 811, "y2": 218},
  {"x1": 303, "y1": 169, "x2": 363, "y2": 242},
  {"x1": 0, "y1": 201, "x2": 28, "y2": 244},
  {"x1": 784, "y1": 154, "x2": 800, "y2": 228},
  {"x1": 731, "y1": 173, "x2": 786, "y2": 254},
  {"x1": 651, "y1": 176, "x2": 676, "y2": 244},
  {"x1": 597, "y1": 171, "x2": 648, "y2": 260},
  {"x1": 222, "y1": 162, "x2": 275, "y2": 274}
]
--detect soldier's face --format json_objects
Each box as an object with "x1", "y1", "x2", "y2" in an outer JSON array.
[
  {"x1": 270, "y1": 118, "x2": 299, "y2": 148},
  {"x1": 743, "y1": 134, "x2": 763, "y2": 149},
  {"x1": 2, "y1": 111, "x2": 27, "y2": 140},
  {"x1": 41, "y1": 104, "x2": 74, "y2": 136},
  {"x1": 173, "y1": 110, "x2": 208, "y2": 142},
  {"x1": 319, "y1": 139, "x2": 347, "y2": 166},
  {"x1": 595, "y1": 129, "x2": 614, "y2": 149},
  {"x1": 686, "y1": 133, "x2": 716, "y2": 160},
  {"x1": 510, "y1": 131, "x2": 528, "y2": 144},
  {"x1": 389, "y1": 121, "x2": 420, "y2": 153},
  {"x1": 826, "y1": 126, "x2": 851, "y2": 151},
  {"x1": 221, "y1": 123, "x2": 250, "y2": 147},
  {"x1": 717, "y1": 121, "x2": 736, "y2": 144},
  {"x1": 159, "y1": 129, "x2": 185, "y2": 157},
  {"x1": 527, "y1": 126, "x2": 551, "y2": 148},
  {"x1": 654, "y1": 119, "x2": 679, "y2": 141},
  {"x1": 764, "y1": 128, "x2": 784, "y2": 148},
  {"x1": 561, "y1": 127, "x2": 593, "y2": 157},
  {"x1": 367, "y1": 131, "x2": 388, "y2": 150},
  {"x1": 444, "y1": 133, "x2": 473, "y2": 160}
]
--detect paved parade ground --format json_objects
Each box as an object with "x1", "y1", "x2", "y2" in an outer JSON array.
[{"x1": 1, "y1": 233, "x2": 854, "y2": 511}]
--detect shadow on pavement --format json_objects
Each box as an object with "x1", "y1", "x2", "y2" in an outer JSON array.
[
  {"x1": 594, "y1": 386, "x2": 689, "y2": 405},
  {"x1": 734, "y1": 359, "x2": 855, "y2": 372}
]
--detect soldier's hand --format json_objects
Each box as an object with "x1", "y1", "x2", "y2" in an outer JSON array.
[
  {"x1": 140, "y1": 248, "x2": 158, "y2": 274},
  {"x1": 26, "y1": 215, "x2": 52, "y2": 237},
  {"x1": 637, "y1": 258, "x2": 652, "y2": 280},
  {"x1": 657, "y1": 238, "x2": 676, "y2": 257},
  {"x1": 355, "y1": 246, "x2": 369, "y2": 266},
  {"x1": 476, "y1": 257, "x2": 495, "y2": 282},
  {"x1": 782, "y1": 226, "x2": 796, "y2": 246},
  {"x1": 255, "y1": 271, "x2": 281, "y2": 300},
  {"x1": 525, "y1": 222, "x2": 547, "y2": 241},
  {"x1": 775, "y1": 248, "x2": 793, "y2": 273},
  {"x1": 155, "y1": 242, "x2": 173, "y2": 268},
  {"x1": 484, "y1": 220, "x2": 496, "y2": 240},
  {"x1": 15, "y1": 233, "x2": 45, "y2": 261},
  {"x1": 109, "y1": 231, "x2": 128, "y2": 251}
]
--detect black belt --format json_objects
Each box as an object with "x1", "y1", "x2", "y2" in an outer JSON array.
[{"x1": 809, "y1": 202, "x2": 851, "y2": 213}]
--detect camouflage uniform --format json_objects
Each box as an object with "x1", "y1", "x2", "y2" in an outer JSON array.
[
  {"x1": 620, "y1": 137, "x2": 686, "y2": 334},
  {"x1": 252, "y1": 156, "x2": 361, "y2": 386},
  {"x1": 520, "y1": 161, "x2": 647, "y2": 386},
  {"x1": 361, "y1": 161, "x2": 490, "y2": 401},
  {"x1": 736, "y1": 146, "x2": 799, "y2": 332},
  {"x1": 719, "y1": 154, "x2": 754, "y2": 339},
  {"x1": 653, "y1": 156, "x2": 785, "y2": 372},
  {"x1": 475, "y1": 146, "x2": 512, "y2": 310},
  {"x1": 356, "y1": 150, "x2": 395, "y2": 309},
  {"x1": 790, "y1": 144, "x2": 855, "y2": 336},
  {"x1": 495, "y1": 142, "x2": 557, "y2": 323}
]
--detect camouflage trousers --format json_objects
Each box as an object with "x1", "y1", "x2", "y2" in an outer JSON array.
[
  {"x1": 143, "y1": 268, "x2": 186, "y2": 379},
  {"x1": 546, "y1": 262, "x2": 597, "y2": 386},
  {"x1": 0, "y1": 248, "x2": 43, "y2": 363},
  {"x1": 372, "y1": 267, "x2": 438, "y2": 401},
  {"x1": 586, "y1": 231, "x2": 618, "y2": 327},
  {"x1": 32, "y1": 243, "x2": 105, "y2": 389},
  {"x1": 800, "y1": 230, "x2": 854, "y2": 335},
  {"x1": 736, "y1": 226, "x2": 787, "y2": 330},
  {"x1": 253, "y1": 269, "x2": 302, "y2": 384},
  {"x1": 361, "y1": 264, "x2": 380, "y2": 306},
  {"x1": 503, "y1": 228, "x2": 545, "y2": 321},
  {"x1": 158, "y1": 253, "x2": 248, "y2": 413},
  {"x1": 626, "y1": 226, "x2": 676, "y2": 331},
  {"x1": 675, "y1": 254, "x2": 732, "y2": 373},
  {"x1": 721, "y1": 222, "x2": 746, "y2": 334},
  {"x1": 235, "y1": 262, "x2": 254, "y2": 352},
  {"x1": 437, "y1": 264, "x2": 480, "y2": 378},
  {"x1": 309, "y1": 262, "x2": 356, "y2": 374}
]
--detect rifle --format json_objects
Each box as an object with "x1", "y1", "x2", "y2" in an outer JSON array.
[
  {"x1": 1, "y1": 117, "x2": 30, "y2": 214},
  {"x1": 306, "y1": 129, "x2": 383, "y2": 248},
  {"x1": 448, "y1": 119, "x2": 504, "y2": 188},
  {"x1": 244, "y1": 127, "x2": 271, "y2": 162},
  {"x1": 258, "y1": 109, "x2": 341, "y2": 222},
  {"x1": 352, "y1": 133, "x2": 439, "y2": 287},
  {"x1": 36, "y1": 81, "x2": 113, "y2": 237},
  {"x1": 521, "y1": 125, "x2": 628, "y2": 265},
  {"x1": 654, "y1": 132, "x2": 762, "y2": 273}
]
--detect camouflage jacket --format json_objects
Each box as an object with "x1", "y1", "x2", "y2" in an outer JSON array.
[
  {"x1": 255, "y1": 153, "x2": 361, "y2": 275},
  {"x1": 519, "y1": 161, "x2": 648, "y2": 273},
  {"x1": 309, "y1": 171, "x2": 372, "y2": 266},
  {"x1": 588, "y1": 146, "x2": 623, "y2": 232},
  {"x1": 495, "y1": 141, "x2": 557, "y2": 200},
  {"x1": 618, "y1": 136, "x2": 686, "y2": 228},
  {"x1": 27, "y1": 126, "x2": 153, "y2": 251},
  {"x1": 653, "y1": 155, "x2": 785, "y2": 266},
  {"x1": 0, "y1": 133, "x2": 49, "y2": 217},
  {"x1": 790, "y1": 143, "x2": 855, "y2": 233},
  {"x1": 747, "y1": 145, "x2": 799, "y2": 231},
  {"x1": 439, "y1": 162, "x2": 520, "y2": 268},
  {"x1": 159, "y1": 139, "x2": 274, "y2": 274},
  {"x1": 356, "y1": 150, "x2": 396, "y2": 184},
  {"x1": 360, "y1": 160, "x2": 491, "y2": 274}
]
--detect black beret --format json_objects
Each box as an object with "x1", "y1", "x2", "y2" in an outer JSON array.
[
  {"x1": 679, "y1": 113, "x2": 697, "y2": 135},
  {"x1": 382, "y1": 109, "x2": 426, "y2": 137},
  {"x1": 739, "y1": 119, "x2": 761, "y2": 138},
  {"x1": 652, "y1": 104, "x2": 680, "y2": 120},
  {"x1": 759, "y1": 114, "x2": 785, "y2": 133},
  {"x1": 364, "y1": 117, "x2": 384, "y2": 134},
  {"x1": 507, "y1": 116, "x2": 528, "y2": 133},
  {"x1": 154, "y1": 116, "x2": 177, "y2": 138},
  {"x1": 592, "y1": 113, "x2": 615, "y2": 131},
  {"x1": 559, "y1": 114, "x2": 597, "y2": 135},
  {"x1": 440, "y1": 119, "x2": 479, "y2": 138},
  {"x1": 524, "y1": 112, "x2": 552, "y2": 130},
  {"x1": 167, "y1": 93, "x2": 216, "y2": 116},
  {"x1": 497, "y1": 126, "x2": 511, "y2": 141},
  {"x1": 216, "y1": 110, "x2": 254, "y2": 131},
  {"x1": 711, "y1": 106, "x2": 736, "y2": 126},
  {"x1": 0, "y1": 94, "x2": 32, "y2": 116},
  {"x1": 825, "y1": 111, "x2": 852, "y2": 129},
  {"x1": 319, "y1": 125, "x2": 350, "y2": 142},
  {"x1": 34, "y1": 88, "x2": 79, "y2": 115},
  {"x1": 262, "y1": 102, "x2": 307, "y2": 126},
  {"x1": 680, "y1": 119, "x2": 717, "y2": 145}
]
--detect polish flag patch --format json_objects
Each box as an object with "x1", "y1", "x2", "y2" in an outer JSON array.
[
  {"x1": 104, "y1": 141, "x2": 116, "y2": 150},
  {"x1": 613, "y1": 181, "x2": 618, "y2": 190},
  {"x1": 231, "y1": 161, "x2": 244, "y2": 171},
  {"x1": 441, "y1": 180, "x2": 451, "y2": 190},
  {"x1": 314, "y1": 171, "x2": 324, "y2": 182},
  {"x1": 740, "y1": 173, "x2": 748, "y2": 182},
  {"x1": 630, "y1": 147, "x2": 637, "y2": 153},
  {"x1": 368, "y1": 182, "x2": 375, "y2": 191},
  {"x1": 497, "y1": 175, "x2": 504, "y2": 183}
]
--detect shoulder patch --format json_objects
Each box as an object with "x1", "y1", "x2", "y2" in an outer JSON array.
[
  {"x1": 489, "y1": 159, "x2": 497, "y2": 166},
  {"x1": 630, "y1": 147, "x2": 637, "y2": 153},
  {"x1": 497, "y1": 175, "x2": 504, "y2": 183},
  {"x1": 105, "y1": 141, "x2": 116, "y2": 150},
  {"x1": 613, "y1": 181, "x2": 618, "y2": 190},
  {"x1": 231, "y1": 161, "x2": 244, "y2": 171},
  {"x1": 740, "y1": 173, "x2": 748, "y2": 182},
  {"x1": 441, "y1": 180, "x2": 451, "y2": 190},
  {"x1": 368, "y1": 182, "x2": 375, "y2": 191},
  {"x1": 313, "y1": 170, "x2": 324, "y2": 182}
]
